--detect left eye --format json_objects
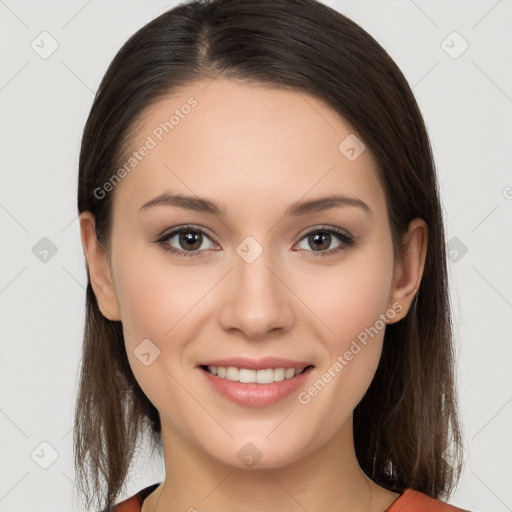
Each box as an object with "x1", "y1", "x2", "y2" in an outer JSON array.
[
  {"x1": 295, "y1": 228, "x2": 354, "y2": 256},
  {"x1": 156, "y1": 225, "x2": 355, "y2": 258}
]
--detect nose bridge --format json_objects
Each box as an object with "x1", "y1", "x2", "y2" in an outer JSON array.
[{"x1": 218, "y1": 235, "x2": 293, "y2": 337}]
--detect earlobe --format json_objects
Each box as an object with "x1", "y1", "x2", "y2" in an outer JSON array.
[
  {"x1": 79, "y1": 212, "x2": 121, "y2": 321},
  {"x1": 387, "y1": 218, "x2": 428, "y2": 323}
]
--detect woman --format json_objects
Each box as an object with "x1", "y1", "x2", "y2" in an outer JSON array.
[{"x1": 75, "y1": 0, "x2": 468, "y2": 510}]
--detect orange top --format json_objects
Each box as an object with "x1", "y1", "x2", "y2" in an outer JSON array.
[{"x1": 110, "y1": 484, "x2": 469, "y2": 511}]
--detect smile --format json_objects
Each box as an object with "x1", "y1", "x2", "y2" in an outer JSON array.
[{"x1": 198, "y1": 364, "x2": 315, "y2": 407}]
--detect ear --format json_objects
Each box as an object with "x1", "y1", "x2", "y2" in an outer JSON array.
[
  {"x1": 386, "y1": 218, "x2": 428, "y2": 323},
  {"x1": 79, "y1": 211, "x2": 121, "y2": 321}
]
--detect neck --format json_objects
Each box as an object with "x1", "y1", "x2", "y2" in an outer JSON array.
[{"x1": 142, "y1": 417, "x2": 399, "y2": 512}]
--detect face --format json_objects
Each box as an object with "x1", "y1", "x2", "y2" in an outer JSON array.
[{"x1": 98, "y1": 78, "x2": 405, "y2": 468}]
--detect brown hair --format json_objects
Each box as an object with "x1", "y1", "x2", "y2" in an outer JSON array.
[{"x1": 74, "y1": 0, "x2": 463, "y2": 509}]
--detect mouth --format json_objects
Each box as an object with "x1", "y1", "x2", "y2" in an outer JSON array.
[
  {"x1": 197, "y1": 361, "x2": 316, "y2": 407},
  {"x1": 199, "y1": 364, "x2": 315, "y2": 384}
]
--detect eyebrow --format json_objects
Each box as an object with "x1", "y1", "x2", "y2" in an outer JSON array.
[{"x1": 139, "y1": 192, "x2": 372, "y2": 217}]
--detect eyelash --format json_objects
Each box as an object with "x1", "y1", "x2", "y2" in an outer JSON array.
[{"x1": 156, "y1": 224, "x2": 356, "y2": 259}]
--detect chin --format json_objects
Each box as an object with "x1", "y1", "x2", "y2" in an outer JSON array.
[{"x1": 202, "y1": 431, "x2": 314, "y2": 470}]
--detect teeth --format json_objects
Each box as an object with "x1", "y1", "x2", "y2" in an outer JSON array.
[{"x1": 206, "y1": 365, "x2": 307, "y2": 383}]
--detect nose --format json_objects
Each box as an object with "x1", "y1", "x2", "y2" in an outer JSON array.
[{"x1": 218, "y1": 248, "x2": 294, "y2": 340}]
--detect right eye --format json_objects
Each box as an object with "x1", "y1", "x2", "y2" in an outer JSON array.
[{"x1": 156, "y1": 225, "x2": 218, "y2": 258}]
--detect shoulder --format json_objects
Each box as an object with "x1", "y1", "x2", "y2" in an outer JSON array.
[
  {"x1": 387, "y1": 489, "x2": 470, "y2": 512},
  {"x1": 109, "y1": 494, "x2": 142, "y2": 512},
  {"x1": 108, "y1": 483, "x2": 161, "y2": 512}
]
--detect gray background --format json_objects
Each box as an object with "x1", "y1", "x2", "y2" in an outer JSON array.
[{"x1": 1, "y1": 0, "x2": 511, "y2": 511}]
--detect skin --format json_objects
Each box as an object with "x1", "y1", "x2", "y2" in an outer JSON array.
[{"x1": 80, "y1": 77, "x2": 427, "y2": 512}]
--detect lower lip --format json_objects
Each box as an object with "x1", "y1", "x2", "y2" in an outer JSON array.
[{"x1": 198, "y1": 366, "x2": 315, "y2": 408}]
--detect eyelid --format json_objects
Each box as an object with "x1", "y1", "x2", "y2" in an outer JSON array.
[
  {"x1": 296, "y1": 224, "x2": 353, "y2": 242},
  {"x1": 157, "y1": 223, "x2": 218, "y2": 243}
]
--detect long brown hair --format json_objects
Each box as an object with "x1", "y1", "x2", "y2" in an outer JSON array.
[{"x1": 74, "y1": 0, "x2": 463, "y2": 509}]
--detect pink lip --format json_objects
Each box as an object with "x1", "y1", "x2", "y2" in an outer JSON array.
[
  {"x1": 197, "y1": 356, "x2": 313, "y2": 371},
  {"x1": 197, "y1": 364, "x2": 315, "y2": 408}
]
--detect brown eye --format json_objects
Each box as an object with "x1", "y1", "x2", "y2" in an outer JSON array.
[
  {"x1": 295, "y1": 227, "x2": 355, "y2": 257},
  {"x1": 178, "y1": 230, "x2": 203, "y2": 251},
  {"x1": 157, "y1": 226, "x2": 217, "y2": 258}
]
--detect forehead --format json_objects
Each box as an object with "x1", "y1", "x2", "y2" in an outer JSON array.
[{"x1": 111, "y1": 78, "x2": 386, "y2": 220}]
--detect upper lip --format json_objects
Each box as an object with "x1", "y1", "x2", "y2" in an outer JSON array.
[{"x1": 198, "y1": 357, "x2": 314, "y2": 371}]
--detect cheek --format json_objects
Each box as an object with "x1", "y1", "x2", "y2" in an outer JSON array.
[
  {"x1": 109, "y1": 240, "x2": 184, "y2": 373},
  {"x1": 299, "y1": 238, "x2": 394, "y2": 350},
  {"x1": 113, "y1": 253, "x2": 200, "y2": 412},
  {"x1": 112, "y1": 240, "x2": 217, "y2": 379},
  {"x1": 112, "y1": 235, "x2": 206, "y2": 341},
  {"x1": 294, "y1": 239, "x2": 394, "y2": 417}
]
